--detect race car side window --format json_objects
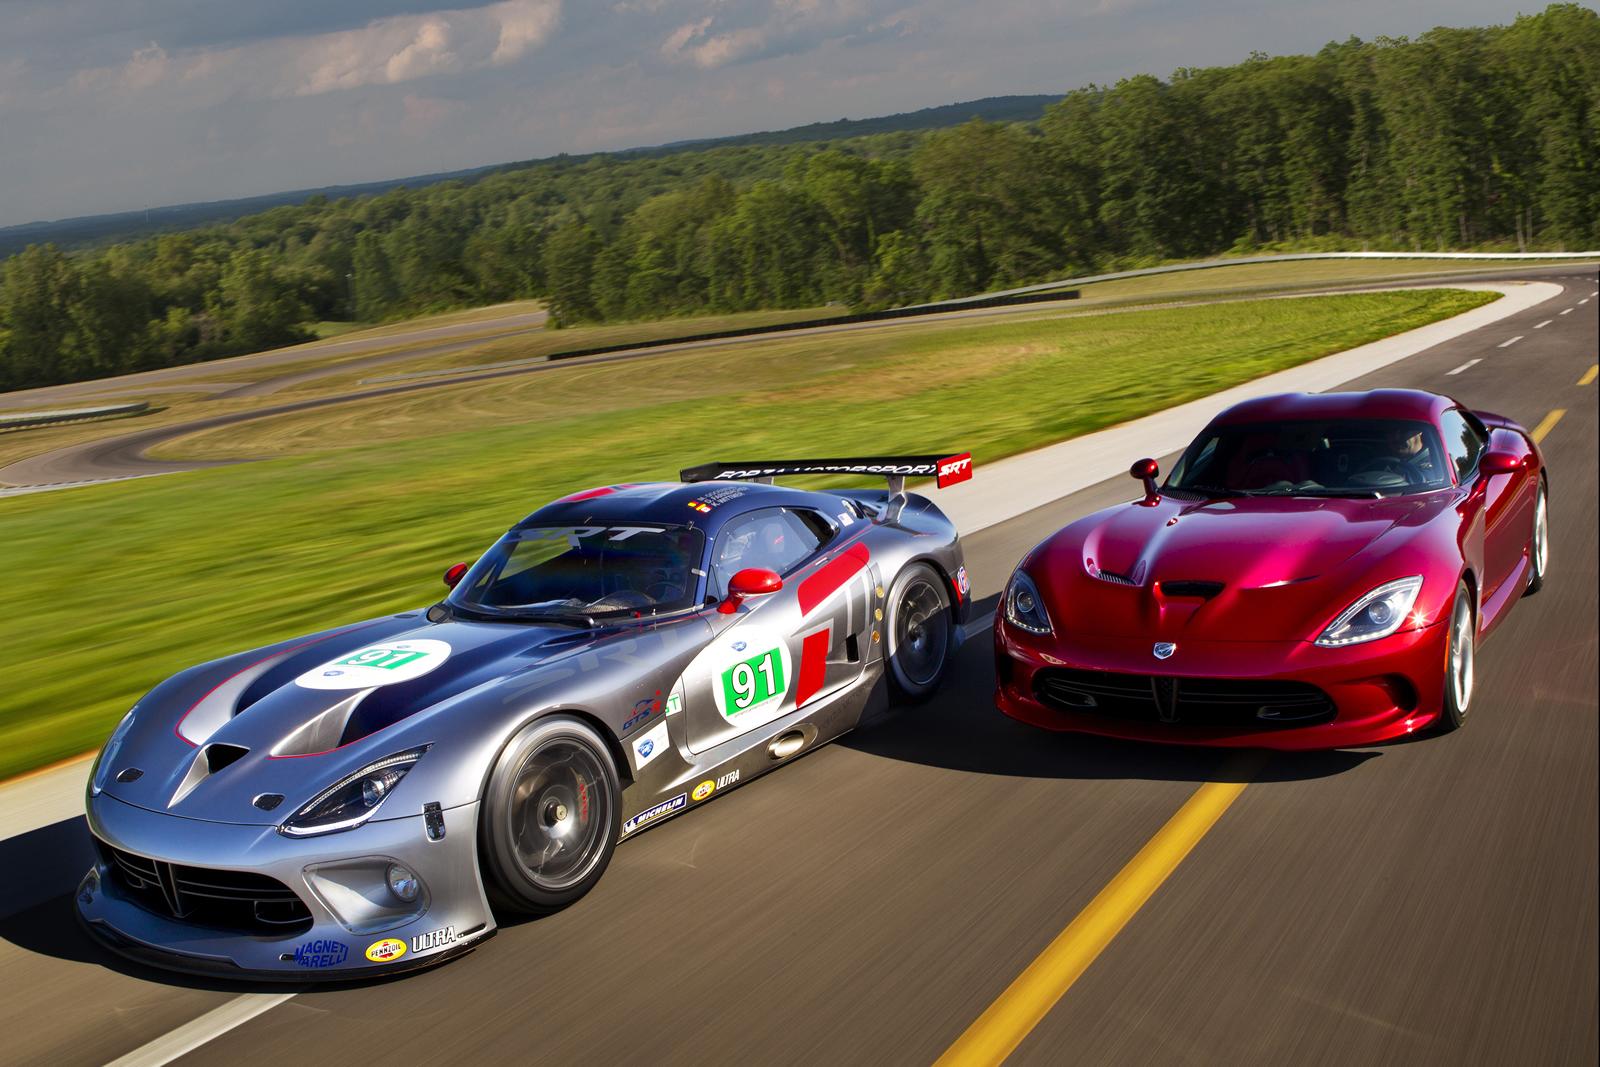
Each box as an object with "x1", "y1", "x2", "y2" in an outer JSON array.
[
  {"x1": 1440, "y1": 408, "x2": 1486, "y2": 483},
  {"x1": 707, "y1": 507, "x2": 824, "y2": 599}
]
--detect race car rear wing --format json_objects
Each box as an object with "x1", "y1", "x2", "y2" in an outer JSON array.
[{"x1": 680, "y1": 453, "x2": 972, "y2": 496}]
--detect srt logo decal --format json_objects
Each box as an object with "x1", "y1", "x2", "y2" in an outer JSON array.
[
  {"x1": 936, "y1": 453, "x2": 973, "y2": 488},
  {"x1": 1152, "y1": 642, "x2": 1177, "y2": 660},
  {"x1": 293, "y1": 938, "x2": 348, "y2": 968}
]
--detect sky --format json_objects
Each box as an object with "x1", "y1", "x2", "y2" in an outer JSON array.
[{"x1": 0, "y1": 0, "x2": 1557, "y2": 228}]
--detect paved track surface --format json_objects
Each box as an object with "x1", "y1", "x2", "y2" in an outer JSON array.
[
  {"x1": 0, "y1": 267, "x2": 1593, "y2": 1066},
  {"x1": 0, "y1": 263, "x2": 1584, "y2": 492}
]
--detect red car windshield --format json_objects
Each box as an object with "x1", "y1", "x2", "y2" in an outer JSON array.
[
  {"x1": 1166, "y1": 418, "x2": 1452, "y2": 497},
  {"x1": 450, "y1": 525, "x2": 705, "y2": 622}
]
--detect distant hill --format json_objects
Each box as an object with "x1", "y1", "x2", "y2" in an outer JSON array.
[{"x1": 0, "y1": 94, "x2": 1061, "y2": 256}]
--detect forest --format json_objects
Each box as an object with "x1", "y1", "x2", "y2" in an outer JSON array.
[{"x1": 1, "y1": 5, "x2": 1595, "y2": 392}]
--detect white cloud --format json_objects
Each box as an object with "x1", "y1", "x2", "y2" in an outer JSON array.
[
  {"x1": 657, "y1": 0, "x2": 913, "y2": 70},
  {"x1": 67, "y1": 0, "x2": 561, "y2": 100}
]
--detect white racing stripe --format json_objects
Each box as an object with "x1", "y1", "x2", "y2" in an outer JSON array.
[
  {"x1": 1447, "y1": 358, "x2": 1481, "y2": 376},
  {"x1": 106, "y1": 994, "x2": 297, "y2": 1067},
  {"x1": 1498, "y1": 336, "x2": 1523, "y2": 348}
]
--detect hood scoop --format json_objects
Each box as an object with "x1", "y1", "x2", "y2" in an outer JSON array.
[
  {"x1": 1158, "y1": 580, "x2": 1225, "y2": 600},
  {"x1": 169, "y1": 743, "x2": 251, "y2": 807},
  {"x1": 270, "y1": 688, "x2": 375, "y2": 758}
]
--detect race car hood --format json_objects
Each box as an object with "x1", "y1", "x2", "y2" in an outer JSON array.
[
  {"x1": 94, "y1": 614, "x2": 618, "y2": 825},
  {"x1": 1025, "y1": 493, "x2": 1443, "y2": 642}
]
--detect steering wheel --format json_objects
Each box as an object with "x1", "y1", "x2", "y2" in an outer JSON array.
[
  {"x1": 1356, "y1": 455, "x2": 1421, "y2": 485},
  {"x1": 589, "y1": 589, "x2": 654, "y2": 611}
]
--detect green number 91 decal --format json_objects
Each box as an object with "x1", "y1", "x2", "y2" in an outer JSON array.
[{"x1": 720, "y1": 648, "x2": 785, "y2": 718}]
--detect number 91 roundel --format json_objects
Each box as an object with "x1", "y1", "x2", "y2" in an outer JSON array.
[{"x1": 710, "y1": 627, "x2": 794, "y2": 723}]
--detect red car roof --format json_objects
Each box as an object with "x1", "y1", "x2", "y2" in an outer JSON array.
[{"x1": 1213, "y1": 389, "x2": 1452, "y2": 426}]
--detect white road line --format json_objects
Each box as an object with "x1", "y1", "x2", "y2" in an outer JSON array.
[
  {"x1": 1559, "y1": 307, "x2": 1573, "y2": 315},
  {"x1": 1446, "y1": 359, "x2": 1481, "y2": 376},
  {"x1": 1534, "y1": 319, "x2": 1553, "y2": 328},
  {"x1": 1580, "y1": 298, "x2": 1591, "y2": 305},
  {"x1": 106, "y1": 994, "x2": 297, "y2": 1067},
  {"x1": 1498, "y1": 336, "x2": 1523, "y2": 348}
]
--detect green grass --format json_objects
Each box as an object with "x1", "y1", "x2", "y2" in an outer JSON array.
[{"x1": 0, "y1": 288, "x2": 1495, "y2": 779}]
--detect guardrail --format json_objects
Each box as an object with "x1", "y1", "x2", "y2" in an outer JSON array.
[
  {"x1": 0, "y1": 401, "x2": 150, "y2": 432},
  {"x1": 912, "y1": 250, "x2": 1600, "y2": 307}
]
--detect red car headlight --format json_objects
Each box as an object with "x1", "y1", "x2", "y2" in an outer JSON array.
[
  {"x1": 1315, "y1": 576, "x2": 1424, "y2": 647},
  {"x1": 1004, "y1": 570, "x2": 1053, "y2": 635}
]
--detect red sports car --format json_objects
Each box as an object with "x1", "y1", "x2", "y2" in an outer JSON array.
[{"x1": 994, "y1": 390, "x2": 1550, "y2": 749}]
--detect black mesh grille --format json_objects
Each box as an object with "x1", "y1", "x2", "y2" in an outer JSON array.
[
  {"x1": 95, "y1": 839, "x2": 312, "y2": 934},
  {"x1": 1034, "y1": 668, "x2": 1335, "y2": 729}
]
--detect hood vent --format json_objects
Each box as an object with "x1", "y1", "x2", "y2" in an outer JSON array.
[
  {"x1": 205, "y1": 744, "x2": 250, "y2": 774},
  {"x1": 170, "y1": 743, "x2": 252, "y2": 807},
  {"x1": 1159, "y1": 581, "x2": 1225, "y2": 600}
]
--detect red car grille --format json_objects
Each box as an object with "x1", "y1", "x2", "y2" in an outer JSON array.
[
  {"x1": 95, "y1": 838, "x2": 313, "y2": 934},
  {"x1": 1034, "y1": 668, "x2": 1335, "y2": 728}
]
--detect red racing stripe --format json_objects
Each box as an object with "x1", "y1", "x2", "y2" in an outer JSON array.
[
  {"x1": 795, "y1": 629, "x2": 832, "y2": 708},
  {"x1": 798, "y1": 542, "x2": 870, "y2": 616}
]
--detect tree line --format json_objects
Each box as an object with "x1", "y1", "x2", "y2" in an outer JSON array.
[{"x1": 2, "y1": 5, "x2": 1595, "y2": 392}]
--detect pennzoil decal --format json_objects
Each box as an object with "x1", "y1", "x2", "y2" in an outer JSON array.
[{"x1": 365, "y1": 938, "x2": 407, "y2": 963}]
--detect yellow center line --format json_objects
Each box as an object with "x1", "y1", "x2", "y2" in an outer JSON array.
[
  {"x1": 1578, "y1": 365, "x2": 1598, "y2": 387},
  {"x1": 936, "y1": 752, "x2": 1265, "y2": 1067},
  {"x1": 1531, "y1": 409, "x2": 1565, "y2": 443}
]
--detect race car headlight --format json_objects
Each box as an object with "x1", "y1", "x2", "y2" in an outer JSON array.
[
  {"x1": 1004, "y1": 570, "x2": 1053, "y2": 635},
  {"x1": 90, "y1": 708, "x2": 138, "y2": 797},
  {"x1": 1315, "y1": 577, "x2": 1423, "y2": 647},
  {"x1": 280, "y1": 746, "x2": 431, "y2": 837}
]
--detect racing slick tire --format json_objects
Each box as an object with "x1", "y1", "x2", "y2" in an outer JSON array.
[
  {"x1": 884, "y1": 562, "x2": 954, "y2": 704},
  {"x1": 1436, "y1": 579, "x2": 1476, "y2": 734},
  {"x1": 479, "y1": 716, "x2": 622, "y2": 916},
  {"x1": 1525, "y1": 479, "x2": 1549, "y2": 596}
]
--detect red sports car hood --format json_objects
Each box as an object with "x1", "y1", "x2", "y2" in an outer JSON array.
[{"x1": 1027, "y1": 494, "x2": 1438, "y2": 642}]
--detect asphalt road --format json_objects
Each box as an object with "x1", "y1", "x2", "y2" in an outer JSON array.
[{"x1": 0, "y1": 267, "x2": 1593, "y2": 1066}]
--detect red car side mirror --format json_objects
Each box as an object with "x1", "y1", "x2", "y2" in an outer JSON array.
[
  {"x1": 1478, "y1": 451, "x2": 1523, "y2": 477},
  {"x1": 443, "y1": 562, "x2": 470, "y2": 588},
  {"x1": 1130, "y1": 458, "x2": 1161, "y2": 506},
  {"x1": 719, "y1": 568, "x2": 782, "y2": 615}
]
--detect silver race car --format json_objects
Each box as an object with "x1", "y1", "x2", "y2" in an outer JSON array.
[{"x1": 77, "y1": 453, "x2": 975, "y2": 979}]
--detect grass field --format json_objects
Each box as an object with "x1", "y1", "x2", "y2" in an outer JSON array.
[{"x1": 0, "y1": 287, "x2": 1493, "y2": 779}]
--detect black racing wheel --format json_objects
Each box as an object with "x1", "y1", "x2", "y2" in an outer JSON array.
[
  {"x1": 479, "y1": 716, "x2": 620, "y2": 915},
  {"x1": 884, "y1": 562, "x2": 953, "y2": 703}
]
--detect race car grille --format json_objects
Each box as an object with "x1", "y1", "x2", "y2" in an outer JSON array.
[
  {"x1": 95, "y1": 839, "x2": 313, "y2": 934},
  {"x1": 1033, "y1": 668, "x2": 1335, "y2": 729}
]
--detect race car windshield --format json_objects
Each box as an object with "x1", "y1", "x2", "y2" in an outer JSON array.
[
  {"x1": 1165, "y1": 418, "x2": 1452, "y2": 497},
  {"x1": 450, "y1": 525, "x2": 705, "y2": 621}
]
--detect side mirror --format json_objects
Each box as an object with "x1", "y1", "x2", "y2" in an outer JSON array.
[
  {"x1": 1129, "y1": 458, "x2": 1161, "y2": 506},
  {"x1": 1478, "y1": 451, "x2": 1523, "y2": 477},
  {"x1": 443, "y1": 562, "x2": 470, "y2": 588},
  {"x1": 719, "y1": 568, "x2": 782, "y2": 615}
]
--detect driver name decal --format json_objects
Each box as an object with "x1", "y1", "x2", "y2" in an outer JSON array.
[{"x1": 295, "y1": 639, "x2": 451, "y2": 691}]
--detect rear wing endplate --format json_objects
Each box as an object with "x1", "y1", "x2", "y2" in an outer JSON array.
[{"x1": 680, "y1": 453, "x2": 972, "y2": 496}]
